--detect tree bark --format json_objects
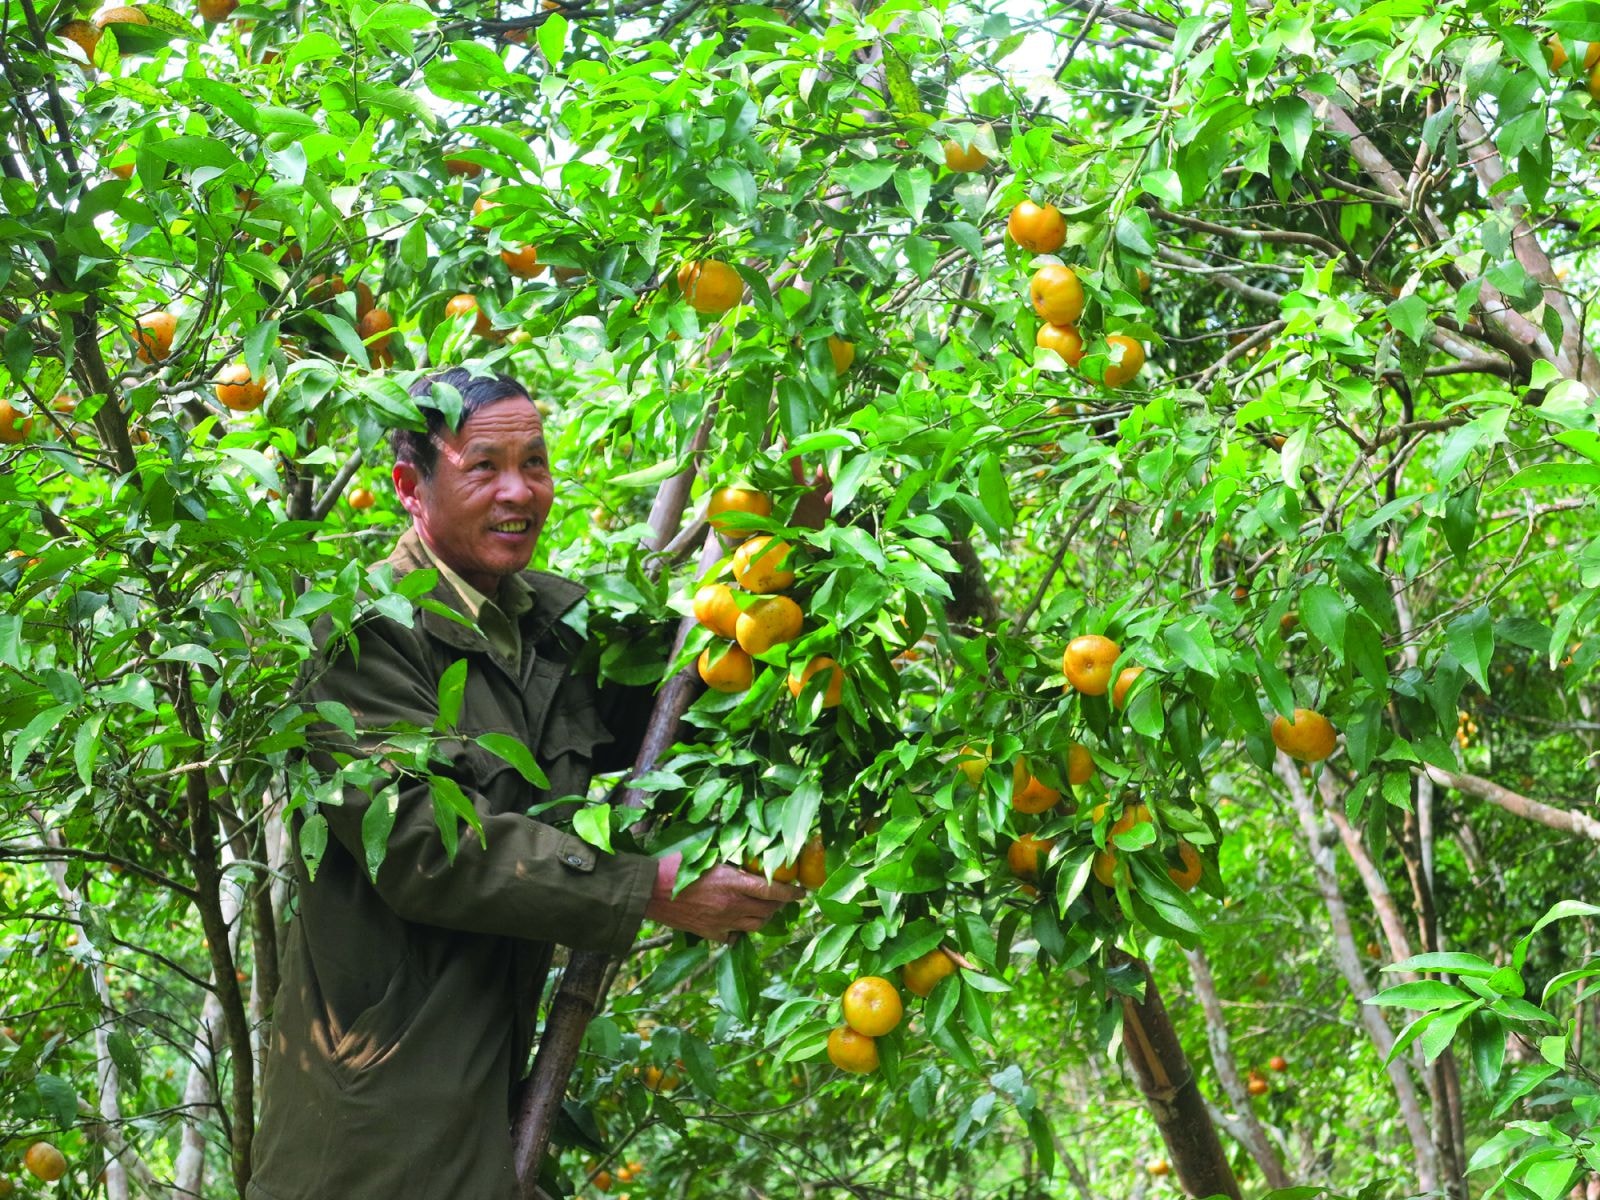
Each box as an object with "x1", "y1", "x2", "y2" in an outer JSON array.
[
  {"x1": 1111, "y1": 950, "x2": 1241, "y2": 1200},
  {"x1": 1183, "y1": 948, "x2": 1292, "y2": 1188},
  {"x1": 1419, "y1": 765, "x2": 1600, "y2": 841},
  {"x1": 1314, "y1": 776, "x2": 1417, "y2": 983},
  {"x1": 1277, "y1": 758, "x2": 1439, "y2": 1191}
]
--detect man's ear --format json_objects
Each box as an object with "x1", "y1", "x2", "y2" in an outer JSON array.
[{"x1": 393, "y1": 461, "x2": 425, "y2": 519}]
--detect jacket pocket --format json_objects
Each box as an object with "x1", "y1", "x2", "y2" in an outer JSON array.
[{"x1": 329, "y1": 956, "x2": 426, "y2": 1087}]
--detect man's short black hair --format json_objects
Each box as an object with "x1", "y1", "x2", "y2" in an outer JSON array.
[{"x1": 393, "y1": 368, "x2": 532, "y2": 479}]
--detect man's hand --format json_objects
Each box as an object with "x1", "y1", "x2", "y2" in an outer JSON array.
[{"x1": 644, "y1": 853, "x2": 805, "y2": 942}]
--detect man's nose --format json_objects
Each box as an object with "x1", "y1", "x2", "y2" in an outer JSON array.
[{"x1": 497, "y1": 469, "x2": 534, "y2": 503}]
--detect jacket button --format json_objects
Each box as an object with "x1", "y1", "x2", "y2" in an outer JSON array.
[{"x1": 564, "y1": 854, "x2": 586, "y2": 867}]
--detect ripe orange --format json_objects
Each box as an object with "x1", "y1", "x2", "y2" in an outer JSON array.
[
  {"x1": 1007, "y1": 833, "x2": 1053, "y2": 880},
  {"x1": 676, "y1": 260, "x2": 743, "y2": 314},
  {"x1": 1247, "y1": 1073, "x2": 1269, "y2": 1097},
  {"x1": 197, "y1": 0, "x2": 236, "y2": 21},
  {"x1": 1103, "y1": 335, "x2": 1145, "y2": 387},
  {"x1": 707, "y1": 486, "x2": 772, "y2": 536},
  {"x1": 1036, "y1": 322, "x2": 1084, "y2": 366},
  {"x1": 826, "y1": 1025, "x2": 879, "y2": 1074},
  {"x1": 1268, "y1": 1054, "x2": 1288, "y2": 1072},
  {"x1": 697, "y1": 644, "x2": 753, "y2": 693},
  {"x1": 735, "y1": 594, "x2": 803, "y2": 655},
  {"x1": 23, "y1": 1143, "x2": 66, "y2": 1183},
  {"x1": 1279, "y1": 611, "x2": 1299, "y2": 635},
  {"x1": 1112, "y1": 802, "x2": 1151, "y2": 835},
  {"x1": 1548, "y1": 36, "x2": 1568, "y2": 70},
  {"x1": 641, "y1": 1063, "x2": 681, "y2": 1091},
  {"x1": 358, "y1": 308, "x2": 396, "y2": 368},
  {"x1": 731, "y1": 535, "x2": 795, "y2": 593},
  {"x1": 472, "y1": 192, "x2": 499, "y2": 219},
  {"x1": 1588, "y1": 41, "x2": 1600, "y2": 69},
  {"x1": 1029, "y1": 265, "x2": 1085, "y2": 325},
  {"x1": 943, "y1": 140, "x2": 989, "y2": 172},
  {"x1": 1066, "y1": 742, "x2": 1094, "y2": 786},
  {"x1": 1148, "y1": 1159, "x2": 1171, "y2": 1177},
  {"x1": 828, "y1": 335, "x2": 855, "y2": 373},
  {"x1": 501, "y1": 245, "x2": 544, "y2": 279},
  {"x1": 1007, "y1": 200, "x2": 1066, "y2": 253},
  {"x1": 956, "y1": 744, "x2": 989, "y2": 786},
  {"x1": 214, "y1": 363, "x2": 266, "y2": 412},
  {"x1": 1167, "y1": 841, "x2": 1202, "y2": 891},
  {"x1": 902, "y1": 947, "x2": 957, "y2": 997},
  {"x1": 1092, "y1": 849, "x2": 1118, "y2": 886},
  {"x1": 745, "y1": 854, "x2": 800, "y2": 884},
  {"x1": 1063, "y1": 634, "x2": 1119, "y2": 695},
  {"x1": 58, "y1": 18, "x2": 100, "y2": 60},
  {"x1": 1270, "y1": 708, "x2": 1337, "y2": 762},
  {"x1": 787, "y1": 656, "x2": 843, "y2": 708},
  {"x1": 1011, "y1": 757, "x2": 1061, "y2": 814},
  {"x1": 348, "y1": 487, "x2": 376, "y2": 510},
  {"x1": 445, "y1": 293, "x2": 493, "y2": 338},
  {"x1": 444, "y1": 155, "x2": 482, "y2": 178},
  {"x1": 841, "y1": 976, "x2": 902, "y2": 1036},
  {"x1": 796, "y1": 834, "x2": 826, "y2": 889},
  {"x1": 1111, "y1": 665, "x2": 1145, "y2": 709},
  {"x1": 109, "y1": 149, "x2": 135, "y2": 181},
  {"x1": 0, "y1": 399, "x2": 33, "y2": 445},
  {"x1": 134, "y1": 310, "x2": 177, "y2": 362},
  {"x1": 692, "y1": 583, "x2": 741, "y2": 639},
  {"x1": 95, "y1": 6, "x2": 149, "y2": 27}
]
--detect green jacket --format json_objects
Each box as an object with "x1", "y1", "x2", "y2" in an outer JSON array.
[{"x1": 249, "y1": 529, "x2": 656, "y2": 1200}]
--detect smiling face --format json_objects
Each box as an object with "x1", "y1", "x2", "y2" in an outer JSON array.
[{"x1": 393, "y1": 394, "x2": 554, "y2": 595}]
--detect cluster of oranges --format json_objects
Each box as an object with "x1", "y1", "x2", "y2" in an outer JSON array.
[
  {"x1": 823, "y1": 949, "x2": 960, "y2": 1076},
  {"x1": 1546, "y1": 37, "x2": 1600, "y2": 98},
  {"x1": 1008, "y1": 201, "x2": 1145, "y2": 388},
  {"x1": 589, "y1": 1156, "x2": 646, "y2": 1193},
  {"x1": 982, "y1": 631, "x2": 1339, "y2": 897},
  {"x1": 1456, "y1": 708, "x2": 1479, "y2": 749},
  {"x1": 673, "y1": 259, "x2": 855, "y2": 372},
  {"x1": 691, "y1": 487, "x2": 844, "y2": 709}
]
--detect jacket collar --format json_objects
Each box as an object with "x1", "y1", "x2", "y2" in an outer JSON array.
[{"x1": 387, "y1": 527, "x2": 587, "y2": 654}]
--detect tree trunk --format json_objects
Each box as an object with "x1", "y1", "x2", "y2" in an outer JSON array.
[{"x1": 1111, "y1": 950, "x2": 1241, "y2": 1200}]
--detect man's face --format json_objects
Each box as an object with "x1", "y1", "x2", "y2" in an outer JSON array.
[{"x1": 393, "y1": 394, "x2": 554, "y2": 594}]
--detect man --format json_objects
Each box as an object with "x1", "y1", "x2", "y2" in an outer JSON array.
[{"x1": 249, "y1": 367, "x2": 800, "y2": 1200}]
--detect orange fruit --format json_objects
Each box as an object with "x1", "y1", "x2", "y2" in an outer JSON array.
[
  {"x1": 828, "y1": 335, "x2": 855, "y2": 373},
  {"x1": 1268, "y1": 1054, "x2": 1288, "y2": 1072},
  {"x1": 1247, "y1": 1074, "x2": 1269, "y2": 1097},
  {"x1": 676, "y1": 259, "x2": 743, "y2": 314},
  {"x1": 1148, "y1": 1160, "x2": 1171, "y2": 1177},
  {"x1": 1548, "y1": 36, "x2": 1568, "y2": 70},
  {"x1": 796, "y1": 834, "x2": 826, "y2": 889},
  {"x1": 1111, "y1": 665, "x2": 1145, "y2": 709},
  {"x1": 1062, "y1": 634, "x2": 1119, "y2": 695},
  {"x1": 955, "y1": 744, "x2": 989, "y2": 786},
  {"x1": 444, "y1": 155, "x2": 482, "y2": 178},
  {"x1": 787, "y1": 656, "x2": 843, "y2": 708},
  {"x1": 1587, "y1": 41, "x2": 1600, "y2": 68},
  {"x1": 735, "y1": 594, "x2": 803, "y2": 655},
  {"x1": 826, "y1": 1025, "x2": 878, "y2": 1074},
  {"x1": 351, "y1": 280, "x2": 376, "y2": 320},
  {"x1": 472, "y1": 192, "x2": 499, "y2": 219},
  {"x1": 1029, "y1": 265, "x2": 1085, "y2": 326},
  {"x1": 358, "y1": 308, "x2": 396, "y2": 368},
  {"x1": 1092, "y1": 849, "x2": 1118, "y2": 886},
  {"x1": 1270, "y1": 708, "x2": 1337, "y2": 762},
  {"x1": 1007, "y1": 200, "x2": 1066, "y2": 253},
  {"x1": 95, "y1": 6, "x2": 149, "y2": 27},
  {"x1": 214, "y1": 363, "x2": 266, "y2": 412},
  {"x1": 23, "y1": 1143, "x2": 66, "y2": 1183},
  {"x1": 697, "y1": 644, "x2": 753, "y2": 693},
  {"x1": 134, "y1": 310, "x2": 177, "y2": 362},
  {"x1": 731, "y1": 535, "x2": 795, "y2": 593},
  {"x1": 1111, "y1": 802, "x2": 1151, "y2": 835},
  {"x1": 1036, "y1": 322, "x2": 1084, "y2": 366},
  {"x1": 445, "y1": 293, "x2": 493, "y2": 338},
  {"x1": 348, "y1": 487, "x2": 376, "y2": 510},
  {"x1": 707, "y1": 487, "x2": 772, "y2": 536},
  {"x1": 1011, "y1": 757, "x2": 1061, "y2": 814},
  {"x1": 0, "y1": 399, "x2": 33, "y2": 445},
  {"x1": 943, "y1": 139, "x2": 989, "y2": 172},
  {"x1": 744, "y1": 854, "x2": 800, "y2": 884},
  {"x1": 1066, "y1": 742, "x2": 1094, "y2": 786},
  {"x1": 902, "y1": 947, "x2": 957, "y2": 997},
  {"x1": 197, "y1": 0, "x2": 236, "y2": 21},
  {"x1": 842, "y1": 976, "x2": 902, "y2": 1036},
  {"x1": 1007, "y1": 833, "x2": 1053, "y2": 880},
  {"x1": 1167, "y1": 841, "x2": 1202, "y2": 891},
  {"x1": 1103, "y1": 335, "x2": 1145, "y2": 387},
  {"x1": 692, "y1": 583, "x2": 741, "y2": 639},
  {"x1": 58, "y1": 18, "x2": 100, "y2": 60},
  {"x1": 501, "y1": 244, "x2": 544, "y2": 278},
  {"x1": 1137, "y1": 268, "x2": 1151, "y2": 293},
  {"x1": 109, "y1": 149, "x2": 135, "y2": 181}
]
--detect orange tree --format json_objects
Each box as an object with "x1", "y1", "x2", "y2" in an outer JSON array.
[{"x1": 3, "y1": 0, "x2": 1600, "y2": 1195}]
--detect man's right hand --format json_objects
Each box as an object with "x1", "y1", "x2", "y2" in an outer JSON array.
[{"x1": 643, "y1": 853, "x2": 805, "y2": 942}]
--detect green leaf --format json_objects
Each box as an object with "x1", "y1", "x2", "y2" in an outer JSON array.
[
  {"x1": 287, "y1": 29, "x2": 344, "y2": 66},
  {"x1": 716, "y1": 933, "x2": 755, "y2": 1022},
  {"x1": 537, "y1": 11, "x2": 567, "y2": 67},
  {"x1": 435, "y1": 658, "x2": 468, "y2": 731},
  {"x1": 1368, "y1": 980, "x2": 1473, "y2": 1009},
  {"x1": 1265, "y1": 95, "x2": 1313, "y2": 166},
  {"x1": 150, "y1": 136, "x2": 242, "y2": 170},
  {"x1": 1299, "y1": 584, "x2": 1347, "y2": 657},
  {"x1": 1496, "y1": 462, "x2": 1600, "y2": 492},
  {"x1": 573, "y1": 804, "x2": 612, "y2": 853},
  {"x1": 707, "y1": 164, "x2": 757, "y2": 213},
  {"x1": 475, "y1": 732, "x2": 550, "y2": 787},
  {"x1": 1419, "y1": 999, "x2": 1481, "y2": 1062},
  {"x1": 360, "y1": 781, "x2": 400, "y2": 882},
  {"x1": 1446, "y1": 606, "x2": 1494, "y2": 692}
]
